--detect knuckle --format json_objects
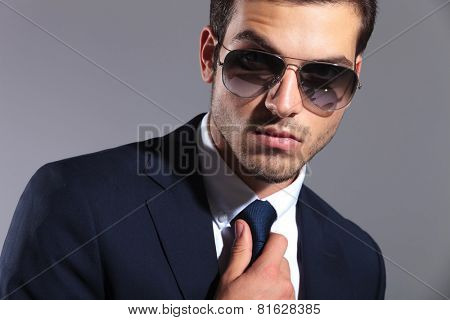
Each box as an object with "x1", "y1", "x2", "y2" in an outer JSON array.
[
  {"x1": 272, "y1": 233, "x2": 288, "y2": 249},
  {"x1": 260, "y1": 263, "x2": 279, "y2": 281},
  {"x1": 280, "y1": 235, "x2": 288, "y2": 248},
  {"x1": 282, "y1": 281, "x2": 295, "y2": 298},
  {"x1": 232, "y1": 244, "x2": 248, "y2": 256},
  {"x1": 281, "y1": 258, "x2": 291, "y2": 274}
]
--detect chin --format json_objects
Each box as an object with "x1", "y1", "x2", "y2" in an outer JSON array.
[
  {"x1": 238, "y1": 155, "x2": 301, "y2": 184},
  {"x1": 254, "y1": 173, "x2": 296, "y2": 184}
]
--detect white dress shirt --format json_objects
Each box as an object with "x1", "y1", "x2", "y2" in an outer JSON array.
[{"x1": 197, "y1": 112, "x2": 307, "y2": 299}]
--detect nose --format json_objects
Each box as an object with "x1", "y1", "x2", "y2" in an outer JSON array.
[{"x1": 265, "y1": 64, "x2": 304, "y2": 118}]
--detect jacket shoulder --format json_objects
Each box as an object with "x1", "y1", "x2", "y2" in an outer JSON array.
[
  {"x1": 301, "y1": 185, "x2": 379, "y2": 245},
  {"x1": 0, "y1": 140, "x2": 157, "y2": 298}
]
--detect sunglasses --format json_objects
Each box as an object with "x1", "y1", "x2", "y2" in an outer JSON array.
[{"x1": 217, "y1": 44, "x2": 362, "y2": 113}]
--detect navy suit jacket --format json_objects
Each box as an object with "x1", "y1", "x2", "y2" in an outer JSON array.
[{"x1": 0, "y1": 113, "x2": 385, "y2": 299}]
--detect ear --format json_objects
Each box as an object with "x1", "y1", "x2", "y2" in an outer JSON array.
[
  {"x1": 199, "y1": 25, "x2": 217, "y2": 84},
  {"x1": 354, "y1": 54, "x2": 363, "y2": 77}
]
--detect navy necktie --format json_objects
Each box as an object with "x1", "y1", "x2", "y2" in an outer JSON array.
[{"x1": 232, "y1": 199, "x2": 277, "y2": 265}]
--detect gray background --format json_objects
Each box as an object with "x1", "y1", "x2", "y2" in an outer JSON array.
[{"x1": 0, "y1": 0, "x2": 449, "y2": 299}]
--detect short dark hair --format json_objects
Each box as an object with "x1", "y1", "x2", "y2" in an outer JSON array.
[{"x1": 210, "y1": 0, "x2": 378, "y2": 68}]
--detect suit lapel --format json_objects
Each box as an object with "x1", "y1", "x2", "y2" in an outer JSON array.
[
  {"x1": 143, "y1": 113, "x2": 219, "y2": 299},
  {"x1": 297, "y1": 186, "x2": 356, "y2": 299}
]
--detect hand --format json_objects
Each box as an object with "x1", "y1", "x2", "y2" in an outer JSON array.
[{"x1": 214, "y1": 219, "x2": 295, "y2": 300}]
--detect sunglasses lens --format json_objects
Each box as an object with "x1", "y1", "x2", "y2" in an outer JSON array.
[
  {"x1": 299, "y1": 63, "x2": 358, "y2": 111},
  {"x1": 221, "y1": 49, "x2": 359, "y2": 111},
  {"x1": 222, "y1": 50, "x2": 285, "y2": 98}
]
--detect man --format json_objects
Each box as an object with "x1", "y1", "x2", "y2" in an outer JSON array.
[{"x1": 0, "y1": 0, "x2": 385, "y2": 299}]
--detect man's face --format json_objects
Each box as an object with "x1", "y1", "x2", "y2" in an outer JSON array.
[{"x1": 204, "y1": 0, "x2": 363, "y2": 184}]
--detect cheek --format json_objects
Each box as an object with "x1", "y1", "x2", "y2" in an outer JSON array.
[
  {"x1": 302, "y1": 112, "x2": 344, "y2": 157},
  {"x1": 213, "y1": 83, "x2": 259, "y2": 126},
  {"x1": 212, "y1": 69, "x2": 269, "y2": 126},
  {"x1": 211, "y1": 81, "x2": 249, "y2": 144}
]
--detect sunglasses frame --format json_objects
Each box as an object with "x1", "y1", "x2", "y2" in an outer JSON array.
[{"x1": 217, "y1": 42, "x2": 362, "y2": 112}]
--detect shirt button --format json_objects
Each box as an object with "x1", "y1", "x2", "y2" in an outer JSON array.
[{"x1": 218, "y1": 215, "x2": 227, "y2": 223}]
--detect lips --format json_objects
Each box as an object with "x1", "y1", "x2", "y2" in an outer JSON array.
[{"x1": 255, "y1": 127, "x2": 302, "y2": 143}]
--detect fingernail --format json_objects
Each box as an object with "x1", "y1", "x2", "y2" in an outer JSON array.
[{"x1": 235, "y1": 220, "x2": 244, "y2": 238}]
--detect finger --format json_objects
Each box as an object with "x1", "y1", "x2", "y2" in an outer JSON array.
[
  {"x1": 290, "y1": 287, "x2": 296, "y2": 300},
  {"x1": 222, "y1": 219, "x2": 253, "y2": 282},
  {"x1": 280, "y1": 258, "x2": 295, "y2": 299},
  {"x1": 280, "y1": 257, "x2": 291, "y2": 279},
  {"x1": 253, "y1": 232, "x2": 288, "y2": 268}
]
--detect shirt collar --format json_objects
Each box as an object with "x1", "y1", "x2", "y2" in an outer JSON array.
[{"x1": 197, "y1": 112, "x2": 307, "y2": 230}]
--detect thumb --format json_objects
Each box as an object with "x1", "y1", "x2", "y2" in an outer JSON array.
[{"x1": 223, "y1": 219, "x2": 253, "y2": 282}]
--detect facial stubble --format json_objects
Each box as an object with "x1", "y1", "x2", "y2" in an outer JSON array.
[{"x1": 209, "y1": 80, "x2": 307, "y2": 184}]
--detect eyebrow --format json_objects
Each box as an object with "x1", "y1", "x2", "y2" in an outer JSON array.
[{"x1": 230, "y1": 29, "x2": 355, "y2": 68}]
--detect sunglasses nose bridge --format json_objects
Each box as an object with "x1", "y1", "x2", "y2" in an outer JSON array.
[
  {"x1": 285, "y1": 63, "x2": 300, "y2": 70},
  {"x1": 284, "y1": 63, "x2": 302, "y2": 85},
  {"x1": 265, "y1": 62, "x2": 304, "y2": 118}
]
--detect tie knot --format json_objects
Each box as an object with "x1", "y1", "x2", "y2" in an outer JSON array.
[{"x1": 232, "y1": 199, "x2": 277, "y2": 264}]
